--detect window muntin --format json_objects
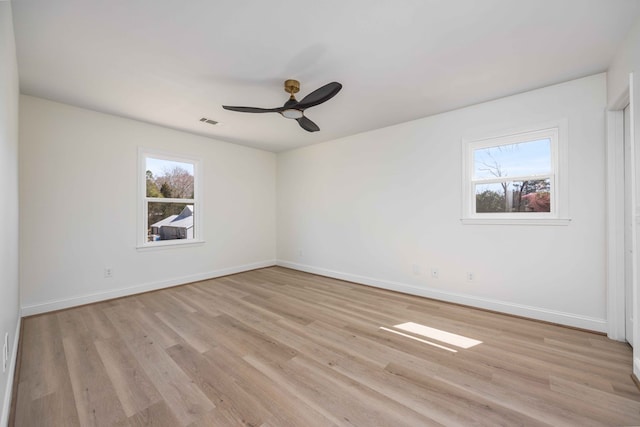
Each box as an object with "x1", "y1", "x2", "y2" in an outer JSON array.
[
  {"x1": 464, "y1": 127, "x2": 561, "y2": 221},
  {"x1": 139, "y1": 150, "x2": 201, "y2": 247}
]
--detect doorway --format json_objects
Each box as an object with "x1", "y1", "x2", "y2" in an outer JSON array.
[{"x1": 624, "y1": 103, "x2": 633, "y2": 345}]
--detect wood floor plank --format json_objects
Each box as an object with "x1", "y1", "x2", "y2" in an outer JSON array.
[
  {"x1": 13, "y1": 314, "x2": 81, "y2": 427},
  {"x1": 250, "y1": 353, "x2": 441, "y2": 427},
  {"x1": 129, "y1": 306, "x2": 183, "y2": 350},
  {"x1": 385, "y1": 361, "x2": 605, "y2": 427},
  {"x1": 202, "y1": 345, "x2": 337, "y2": 427},
  {"x1": 62, "y1": 332, "x2": 128, "y2": 426},
  {"x1": 14, "y1": 388, "x2": 81, "y2": 427},
  {"x1": 17, "y1": 314, "x2": 68, "y2": 400},
  {"x1": 549, "y1": 375, "x2": 640, "y2": 422},
  {"x1": 168, "y1": 285, "x2": 224, "y2": 317},
  {"x1": 114, "y1": 401, "x2": 181, "y2": 427},
  {"x1": 193, "y1": 312, "x2": 299, "y2": 364},
  {"x1": 103, "y1": 305, "x2": 215, "y2": 426},
  {"x1": 166, "y1": 342, "x2": 273, "y2": 426},
  {"x1": 186, "y1": 408, "x2": 256, "y2": 427},
  {"x1": 78, "y1": 305, "x2": 118, "y2": 341},
  {"x1": 11, "y1": 267, "x2": 640, "y2": 426},
  {"x1": 154, "y1": 310, "x2": 215, "y2": 354},
  {"x1": 489, "y1": 370, "x2": 637, "y2": 426},
  {"x1": 298, "y1": 330, "x2": 547, "y2": 427},
  {"x1": 94, "y1": 336, "x2": 163, "y2": 417}
]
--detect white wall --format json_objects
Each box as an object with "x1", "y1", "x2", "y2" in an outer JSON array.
[
  {"x1": 278, "y1": 73, "x2": 607, "y2": 332},
  {"x1": 0, "y1": 3, "x2": 20, "y2": 426},
  {"x1": 608, "y1": 16, "x2": 640, "y2": 108},
  {"x1": 19, "y1": 95, "x2": 276, "y2": 314}
]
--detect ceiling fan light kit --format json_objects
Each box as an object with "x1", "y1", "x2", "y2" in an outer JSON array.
[
  {"x1": 222, "y1": 79, "x2": 342, "y2": 132},
  {"x1": 281, "y1": 109, "x2": 303, "y2": 119}
]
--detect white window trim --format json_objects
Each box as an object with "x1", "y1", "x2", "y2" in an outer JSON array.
[
  {"x1": 137, "y1": 147, "x2": 204, "y2": 249},
  {"x1": 461, "y1": 120, "x2": 570, "y2": 225}
]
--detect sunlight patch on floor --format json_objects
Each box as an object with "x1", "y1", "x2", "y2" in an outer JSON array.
[
  {"x1": 394, "y1": 322, "x2": 483, "y2": 349},
  {"x1": 378, "y1": 326, "x2": 458, "y2": 353},
  {"x1": 378, "y1": 321, "x2": 483, "y2": 352}
]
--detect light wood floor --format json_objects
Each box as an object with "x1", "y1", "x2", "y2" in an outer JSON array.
[{"x1": 11, "y1": 267, "x2": 640, "y2": 426}]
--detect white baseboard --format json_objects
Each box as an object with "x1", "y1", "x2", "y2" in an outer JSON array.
[
  {"x1": 1, "y1": 317, "x2": 21, "y2": 427},
  {"x1": 634, "y1": 357, "x2": 640, "y2": 380},
  {"x1": 19, "y1": 258, "x2": 609, "y2": 332},
  {"x1": 277, "y1": 260, "x2": 607, "y2": 333},
  {"x1": 21, "y1": 260, "x2": 276, "y2": 316}
]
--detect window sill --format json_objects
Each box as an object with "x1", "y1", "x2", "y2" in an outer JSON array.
[
  {"x1": 460, "y1": 218, "x2": 571, "y2": 226},
  {"x1": 136, "y1": 239, "x2": 205, "y2": 251}
]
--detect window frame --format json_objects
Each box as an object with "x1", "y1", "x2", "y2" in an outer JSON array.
[
  {"x1": 461, "y1": 121, "x2": 570, "y2": 225},
  {"x1": 137, "y1": 148, "x2": 204, "y2": 249}
]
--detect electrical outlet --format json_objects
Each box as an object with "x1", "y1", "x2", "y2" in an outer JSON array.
[
  {"x1": 3, "y1": 332, "x2": 7, "y2": 373},
  {"x1": 467, "y1": 272, "x2": 474, "y2": 281},
  {"x1": 104, "y1": 267, "x2": 113, "y2": 278},
  {"x1": 431, "y1": 268, "x2": 439, "y2": 279}
]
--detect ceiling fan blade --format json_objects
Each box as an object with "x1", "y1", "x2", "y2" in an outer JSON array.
[
  {"x1": 295, "y1": 82, "x2": 342, "y2": 110},
  {"x1": 296, "y1": 116, "x2": 320, "y2": 132},
  {"x1": 222, "y1": 105, "x2": 284, "y2": 113}
]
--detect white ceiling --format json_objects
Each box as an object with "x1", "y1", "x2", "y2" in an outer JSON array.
[{"x1": 11, "y1": 0, "x2": 640, "y2": 152}]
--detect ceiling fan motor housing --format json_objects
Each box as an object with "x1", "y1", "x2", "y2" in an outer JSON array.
[{"x1": 284, "y1": 79, "x2": 300, "y2": 95}]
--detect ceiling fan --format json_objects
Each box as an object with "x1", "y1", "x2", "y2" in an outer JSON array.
[{"x1": 222, "y1": 79, "x2": 342, "y2": 132}]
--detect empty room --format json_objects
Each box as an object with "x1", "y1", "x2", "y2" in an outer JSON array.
[{"x1": 2, "y1": 0, "x2": 640, "y2": 425}]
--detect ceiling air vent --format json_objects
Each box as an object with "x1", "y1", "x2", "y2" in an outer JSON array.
[{"x1": 199, "y1": 117, "x2": 218, "y2": 125}]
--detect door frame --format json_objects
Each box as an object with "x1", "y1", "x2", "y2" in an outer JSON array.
[{"x1": 606, "y1": 79, "x2": 633, "y2": 342}]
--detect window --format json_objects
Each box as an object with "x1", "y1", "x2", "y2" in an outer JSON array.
[
  {"x1": 139, "y1": 149, "x2": 202, "y2": 247},
  {"x1": 462, "y1": 123, "x2": 569, "y2": 225}
]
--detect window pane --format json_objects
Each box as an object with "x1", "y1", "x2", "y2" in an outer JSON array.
[
  {"x1": 147, "y1": 202, "x2": 195, "y2": 242},
  {"x1": 145, "y1": 157, "x2": 194, "y2": 199},
  {"x1": 475, "y1": 183, "x2": 507, "y2": 212},
  {"x1": 474, "y1": 138, "x2": 551, "y2": 180},
  {"x1": 475, "y1": 179, "x2": 551, "y2": 213}
]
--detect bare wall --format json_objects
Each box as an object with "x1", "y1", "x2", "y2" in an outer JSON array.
[
  {"x1": 0, "y1": 3, "x2": 20, "y2": 426},
  {"x1": 19, "y1": 95, "x2": 276, "y2": 314},
  {"x1": 277, "y1": 74, "x2": 607, "y2": 331},
  {"x1": 608, "y1": 15, "x2": 640, "y2": 108}
]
